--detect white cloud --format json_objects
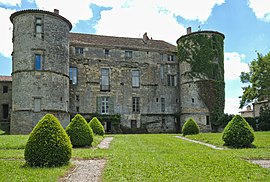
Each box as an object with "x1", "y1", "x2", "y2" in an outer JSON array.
[
  {"x1": 0, "y1": 7, "x2": 15, "y2": 57},
  {"x1": 95, "y1": 5, "x2": 186, "y2": 44},
  {"x1": 0, "y1": 0, "x2": 21, "y2": 6},
  {"x1": 225, "y1": 98, "x2": 241, "y2": 114},
  {"x1": 248, "y1": 0, "x2": 270, "y2": 22},
  {"x1": 224, "y1": 52, "x2": 249, "y2": 80},
  {"x1": 92, "y1": 0, "x2": 225, "y2": 22},
  {"x1": 34, "y1": 0, "x2": 93, "y2": 25}
]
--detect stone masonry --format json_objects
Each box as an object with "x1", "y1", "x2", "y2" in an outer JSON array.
[{"x1": 1, "y1": 9, "x2": 225, "y2": 134}]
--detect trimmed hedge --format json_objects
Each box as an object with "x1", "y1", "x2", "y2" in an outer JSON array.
[
  {"x1": 66, "y1": 114, "x2": 94, "y2": 147},
  {"x1": 24, "y1": 114, "x2": 72, "y2": 167},
  {"x1": 222, "y1": 115, "x2": 255, "y2": 148},
  {"x1": 89, "y1": 117, "x2": 105, "y2": 136},
  {"x1": 182, "y1": 118, "x2": 200, "y2": 136}
]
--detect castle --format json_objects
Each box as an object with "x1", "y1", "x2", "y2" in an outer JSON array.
[{"x1": 0, "y1": 9, "x2": 225, "y2": 134}]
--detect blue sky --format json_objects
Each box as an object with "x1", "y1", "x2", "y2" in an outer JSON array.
[{"x1": 0, "y1": 0, "x2": 270, "y2": 114}]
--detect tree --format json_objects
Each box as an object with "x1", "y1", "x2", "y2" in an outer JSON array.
[{"x1": 240, "y1": 52, "x2": 270, "y2": 108}]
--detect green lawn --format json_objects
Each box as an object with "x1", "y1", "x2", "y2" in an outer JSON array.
[{"x1": 0, "y1": 132, "x2": 269, "y2": 181}]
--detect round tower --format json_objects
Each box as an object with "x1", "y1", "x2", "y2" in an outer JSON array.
[
  {"x1": 10, "y1": 9, "x2": 72, "y2": 134},
  {"x1": 177, "y1": 29, "x2": 225, "y2": 131}
]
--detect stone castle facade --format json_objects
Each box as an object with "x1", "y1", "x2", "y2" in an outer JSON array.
[{"x1": 0, "y1": 9, "x2": 225, "y2": 134}]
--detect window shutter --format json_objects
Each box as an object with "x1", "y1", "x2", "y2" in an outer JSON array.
[
  {"x1": 96, "y1": 97, "x2": 101, "y2": 113},
  {"x1": 109, "y1": 96, "x2": 114, "y2": 114}
]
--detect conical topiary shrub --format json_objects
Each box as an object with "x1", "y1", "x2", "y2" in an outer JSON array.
[
  {"x1": 222, "y1": 115, "x2": 255, "y2": 148},
  {"x1": 89, "y1": 117, "x2": 105, "y2": 136},
  {"x1": 182, "y1": 118, "x2": 199, "y2": 136},
  {"x1": 66, "y1": 114, "x2": 94, "y2": 147},
  {"x1": 24, "y1": 114, "x2": 72, "y2": 167}
]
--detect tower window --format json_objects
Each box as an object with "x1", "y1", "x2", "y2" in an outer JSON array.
[
  {"x1": 69, "y1": 67, "x2": 77, "y2": 85},
  {"x1": 192, "y1": 98, "x2": 195, "y2": 103},
  {"x1": 35, "y1": 54, "x2": 43, "y2": 70},
  {"x1": 34, "y1": 98, "x2": 41, "y2": 112},
  {"x1": 167, "y1": 75, "x2": 177, "y2": 86},
  {"x1": 161, "y1": 98, "x2": 165, "y2": 112},
  {"x1": 76, "y1": 95, "x2": 80, "y2": 101},
  {"x1": 76, "y1": 107, "x2": 79, "y2": 113},
  {"x1": 35, "y1": 17, "x2": 43, "y2": 33}
]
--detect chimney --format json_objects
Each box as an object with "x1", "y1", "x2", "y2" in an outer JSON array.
[
  {"x1": 143, "y1": 32, "x2": 149, "y2": 41},
  {"x1": 54, "y1": 9, "x2": 59, "y2": 15},
  {"x1": 187, "y1": 27, "x2": 192, "y2": 34}
]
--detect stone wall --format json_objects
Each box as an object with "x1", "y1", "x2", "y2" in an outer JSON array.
[
  {"x1": 69, "y1": 43, "x2": 180, "y2": 132},
  {"x1": 10, "y1": 10, "x2": 71, "y2": 134},
  {"x1": 0, "y1": 80, "x2": 12, "y2": 133}
]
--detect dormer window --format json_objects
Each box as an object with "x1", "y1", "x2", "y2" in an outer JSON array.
[
  {"x1": 104, "y1": 49, "x2": 109, "y2": 57},
  {"x1": 75, "y1": 47, "x2": 84, "y2": 54},
  {"x1": 167, "y1": 55, "x2": 175, "y2": 61},
  {"x1": 125, "y1": 51, "x2": 132, "y2": 59}
]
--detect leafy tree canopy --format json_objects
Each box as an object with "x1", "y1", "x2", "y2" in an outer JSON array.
[{"x1": 240, "y1": 52, "x2": 270, "y2": 108}]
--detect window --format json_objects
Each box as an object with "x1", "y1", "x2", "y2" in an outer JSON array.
[
  {"x1": 167, "y1": 54, "x2": 175, "y2": 61},
  {"x1": 34, "y1": 98, "x2": 41, "y2": 112},
  {"x1": 156, "y1": 98, "x2": 159, "y2": 102},
  {"x1": 69, "y1": 67, "x2": 77, "y2": 85},
  {"x1": 132, "y1": 97, "x2": 140, "y2": 113},
  {"x1": 100, "y1": 68, "x2": 110, "y2": 91},
  {"x1": 160, "y1": 65, "x2": 164, "y2": 80},
  {"x1": 161, "y1": 118, "x2": 166, "y2": 129},
  {"x1": 161, "y1": 98, "x2": 165, "y2": 112},
  {"x1": 104, "y1": 49, "x2": 109, "y2": 57},
  {"x1": 2, "y1": 104, "x2": 8, "y2": 119},
  {"x1": 131, "y1": 120, "x2": 137, "y2": 128},
  {"x1": 101, "y1": 97, "x2": 109, "y2": 114},
  {"x1": 206, "y1": 116, "x2": 210, "y2": 125},
  {"x1": 192, "y1": 98, "x2": 195, "y2": 103},
  {"x1": 132, "y1": 70, "x2": 140, "y2": 88},
  {"x1": 35, "y1": 54, "x2": 43, "y2": 70},
  {"x1": 160, "y1": 53, "x2": 164, "y2": 61},
  {"x1": 76, "y1": 107, "x2": 79, "y2": 113},
  {"x1": 125, "y1": 51, "x2": 132, "y2": 58},
  {"x1": 3, "y1": 86, "x2": 8, "y2": 93},
  {"x1": 76, "y1": 95, "x2": 80, "y2": 101},
  {"x1": 167, "y1": 75, "x2": 177, "y2": 86},
  {"x1": 75, "y1": 47, "x2": 84, "y2": 54},
  {"x1": 35, "y1": 17, "x2": 43, "y2": 33}
]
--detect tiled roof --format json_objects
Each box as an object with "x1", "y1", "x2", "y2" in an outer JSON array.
[
  {"x1": 69, "y1": 33, "x2": 177, "y2": 52},
  {"x1": 0, "y1": 76, "x2": 12, "y2": 82}
]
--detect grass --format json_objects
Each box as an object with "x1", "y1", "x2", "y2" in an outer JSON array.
[
  {"x1": 185, "y1": 131, "x2": 270, "y2": 148},
  {"x1": 0, "y1": 132, "x2": 269, "y2": 181},
  {"x1": 102, "y1": 134, "x2": 270, "y2": 181}
]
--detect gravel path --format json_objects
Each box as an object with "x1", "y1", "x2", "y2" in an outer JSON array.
[
  {"x1": 59, "y1": 137, "x2": 113, "y2": 182},
  {"x1": 97, "y1": 137, "x2": 114, "y2": 149},
  {"x1": 175, "y1": 136, "x2": 226, "y2": 150},
  {"x1": 249, "y1": 159, "x2": 270, "y2": 169}
]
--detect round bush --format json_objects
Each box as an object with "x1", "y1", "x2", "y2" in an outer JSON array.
[
  {"x1": 222, "y1": 115, "x2": 255, "y2": 148},
  {"x1": 89, "y1": 117, "x2": 105, "y2": 136},
  {"x1": 66, "y1": 114, "x2": 94, "y2": 147},
  {"x1": 182, "y1": 118, "x2": 199, "y2": 136},
  {"x1": 24, "y1": 114, "x2": 72, "y2": 167}
]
